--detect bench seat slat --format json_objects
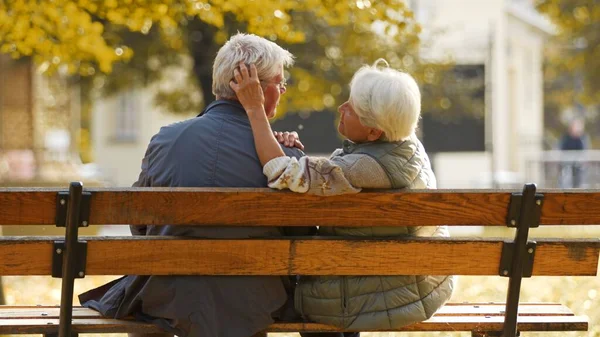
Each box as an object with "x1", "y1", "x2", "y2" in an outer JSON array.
[
  {"x1": 1, "y1": 237, "x2": 598, "y2": 276},
  {"x1": 271, "y1": 316, "x2": 589, "y2": 332},
  {"x1": 0, "y1": 315, "x2": 588, "y2": 334},
  {"x1": 0, "y1": 304, "x2": 575, "y2": 319}
]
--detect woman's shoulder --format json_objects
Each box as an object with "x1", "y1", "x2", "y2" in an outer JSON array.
[
  {"x1": 326, "y1": 152, "x2": 391, "y2": 189},
  {"x1": 329, "y1": 150, "x2": 380, "y2": 168}
]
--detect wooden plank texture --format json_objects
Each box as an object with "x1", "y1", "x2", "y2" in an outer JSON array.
[
  {"x1": 0, "y1": 304, "x2": 574, "y2": 319},
  {"x1": 0, "y1": 315, "x2": 588, "y2": 334},
  {"x1": 1, "y1": 237, "x2": 598, "y2": 276},
  {"x1": 268, "y1": 316, "x2": 589, "y2": 332},
  {"x1": 0, "y1": 189, "x2": 58, "y2": 225},
  {"x1": 86, "y1": 189, "x2": 514, "y2": 226},
  {"x1": 2, "y1": 188, "x2": 600, "y2": 226},
  {"x1": 541, "y1": 191, "x2": 600, "y2": 225}
]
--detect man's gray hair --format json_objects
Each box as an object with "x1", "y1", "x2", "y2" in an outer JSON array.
[
  {"x1": 212, "y1": 33, "x2": 295, "y2": 98},
  {"x1": 349, "y1": 59, "x2": 421, "y2": 141}
]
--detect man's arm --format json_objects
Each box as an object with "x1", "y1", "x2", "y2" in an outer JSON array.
[{"x1": 129, "y1": 138, "x2": 155, "y2": 236}]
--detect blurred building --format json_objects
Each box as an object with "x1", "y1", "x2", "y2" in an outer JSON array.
[
  {"x1": 0, "y1": 55, "x2": 101, "y2": 187},
  {"x1": 413, "y1": 0, "x2": 555, "y2": 188},
  {"x1": 0, "y1": 55, "x2": 103, "y2": 236},
  {"x1": 274, "y1": 0, "x2": 556, "y2": 189},
  {"x1": 91, "y1": 88, "x2": 194, "y2": 187}
]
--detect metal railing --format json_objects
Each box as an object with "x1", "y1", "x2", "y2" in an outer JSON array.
[{"x1": 526, "y1": 150, "x2": 600, "y2": 189}]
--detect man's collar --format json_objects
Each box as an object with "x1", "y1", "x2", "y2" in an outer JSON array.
[{"x1": 197, "y1": 99, "x2": 246, "y2": 117}]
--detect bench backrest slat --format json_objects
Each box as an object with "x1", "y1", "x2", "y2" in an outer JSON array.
[
  {"x1": 1, "y1": 237, "x2": 597, "y2": 276},
  {"x1": 0, "y1": 190, "x2": 57, "y2": 225},
  {"x1": 88, "y1": 189, "x2": 513, "y2": 226},
  {"x1": 540, "y1": 192, "x2": 600, "y2": 225},
  {"x1": 2, "y1": 189, "x2": 600, "y2": 226}
]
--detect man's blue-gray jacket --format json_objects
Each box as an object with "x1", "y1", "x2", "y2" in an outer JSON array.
[{"x1": 79, "y1": 99, "x2": 304, "y2": 337}]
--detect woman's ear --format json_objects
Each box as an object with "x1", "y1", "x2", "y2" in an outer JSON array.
[{"x1": 367, "y1": 128, "x2": 384, "y2": 141}]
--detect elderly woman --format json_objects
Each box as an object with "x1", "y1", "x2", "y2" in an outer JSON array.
[{"x1": 230, "y1": 60, "x2": 455, "y2": 331}]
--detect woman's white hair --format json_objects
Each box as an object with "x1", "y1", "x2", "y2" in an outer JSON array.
[
  {"x1": 212, "y1": 33, "x2": 294, "y2": 98},
  {"x1": 349, "y1": 59, "x2": 421, "y2": 142}
]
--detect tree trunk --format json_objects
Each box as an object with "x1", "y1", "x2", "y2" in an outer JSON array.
[
  {"x1": 198, "y1": 72, "x2": 214, "y2": 110},
  {"x1": 187, "y1": 16, "x2": 245, "y2": 109},
  {"x1": 187, "y1": 19, "x2": 219, "y2": 109}
]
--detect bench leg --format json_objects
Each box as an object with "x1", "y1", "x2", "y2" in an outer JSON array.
[
  {"x1": 57, "y1": 183, "x2": 86, "y2": 337},
  {"x1": 502, "y1": 184, "x2": 539, "y2": 337}
]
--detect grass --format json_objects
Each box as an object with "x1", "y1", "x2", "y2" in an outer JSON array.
[{"x1": 2, "y1": 225, "x2": 599, "y2": 337}]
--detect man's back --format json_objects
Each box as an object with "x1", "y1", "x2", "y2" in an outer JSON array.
[
  {"x1": 81, "y1": 100, "x2": 303, "y2": 337},
  {"x1": 137, "y1": 99, "x2": 302, "y2": 238},
  {"x1": 143, "y1": 100, "x2": 283, "y2": 188}
]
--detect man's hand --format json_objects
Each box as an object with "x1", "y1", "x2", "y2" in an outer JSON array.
[{"x1": 274, "y1": 131, "x2": 305, "y2": 150}]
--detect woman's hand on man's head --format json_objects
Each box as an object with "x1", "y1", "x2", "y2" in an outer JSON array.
[
  {"x1": 274, "y1": 131, "x2": 305, "y2": 150},
  {"x1": 229, "y1": 63, "x2": 265, "y2": 116}
]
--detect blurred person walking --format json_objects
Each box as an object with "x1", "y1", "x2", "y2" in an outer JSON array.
[{"x1": 559, "y1": 118, "x2": 590, "y2": 188}]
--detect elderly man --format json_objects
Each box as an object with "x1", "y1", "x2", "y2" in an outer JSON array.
[{"x1": 79, "y1": 33, "x2": 307, "y2": 337}]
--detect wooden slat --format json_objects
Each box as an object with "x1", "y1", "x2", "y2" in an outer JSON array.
[
  {"x1": 1, "y1": 237, "x2": 598, "y2": 276},
  {"x1": 0, "y1": 318, "x2": 159, "y2": 334},
  {"x1": 0, "y1": 304, "x2": 574, "y2": 320},
  {"x1": 436, "y1": 304, "x2": 574, "y2": 316},
  {"x1": 3, "y1": 188, "x2": 600, "y2": 227},
  {"x1": 0, "y1": 315, "x2": 588, "y2": 334},
  {"x1": 0, "y1": 307, "x2": 103, "y2": 319},
  {"x1": 541, "y1": 191, "x2": 600, "y2": 225},
  {"x1": 269, "y1": 316, "x2": 589, "y2": 332},
  {"x1": 0, "y1": 189, "x2": 58, "y2": 225},
  {"x1": 86, "y1": 189, "x2": 515, "y2": 226},
  {"x1": 86, "y1": 189, "x2": 600, "y2": 226}
]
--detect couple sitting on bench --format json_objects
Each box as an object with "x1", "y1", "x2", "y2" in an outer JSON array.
[{"x1": 79, "y1": 33, "x2": 455, "y2": 337}]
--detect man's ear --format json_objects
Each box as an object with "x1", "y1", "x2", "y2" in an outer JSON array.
[{"x1": 367, "y1": 128, "x2": 384, "y2": 141}]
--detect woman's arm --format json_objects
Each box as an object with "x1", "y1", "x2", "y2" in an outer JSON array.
[
  {"x1": 264, "y1": 156, "x2": 361, "y2": 195},
  {"x1": 229, "y1": 63, "x2": 286, "y2": 166},
  {"x1": 263, "y1": 151, "x2": 391, "y2": 195},
  {"x1": 231, "y1": 63, "x2": 389, "y2": 195}
]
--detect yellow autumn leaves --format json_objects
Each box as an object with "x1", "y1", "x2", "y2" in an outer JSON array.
[
  {"x1": 536, "y1": 0, "x2": 600, "y2": 105},
  {"x1": 1, "y1": 1, "x2": 128, "y2": 74},
  {"x1": 0, "y1": 0, "x2": 410, "y2": 77}
]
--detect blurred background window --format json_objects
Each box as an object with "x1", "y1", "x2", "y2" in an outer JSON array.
[{"x1": 114, "y1": 92, "x2": 139, "y2": 142}]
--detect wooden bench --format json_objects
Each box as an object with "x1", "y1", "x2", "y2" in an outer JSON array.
[{"x1": 0, "y1": 182, "x2": 599, "y2": 337}]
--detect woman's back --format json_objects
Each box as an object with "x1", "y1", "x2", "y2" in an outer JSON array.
[{"x1": 294, "y1": 136, "x2": 455, "y2": 330}]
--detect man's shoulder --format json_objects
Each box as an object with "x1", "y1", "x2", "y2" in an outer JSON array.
[
  {"x1": 155, "y1": 114, "x2": 224, "y2": 138},
  {"x1": 158, "y1": 116, "x2": 198, "y2": 131}
]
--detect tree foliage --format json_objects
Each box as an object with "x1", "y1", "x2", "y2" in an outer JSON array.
[
  {"x1": 0, "y1": 0, "x2": 442, "y2": 114},
  {"x1": 536, "y1": 0, "x2": 600, "y2": 145}
]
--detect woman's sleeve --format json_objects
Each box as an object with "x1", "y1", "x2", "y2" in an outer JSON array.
[{"x1": 263, "y1": 156, "x2": 361, "y2": 196}]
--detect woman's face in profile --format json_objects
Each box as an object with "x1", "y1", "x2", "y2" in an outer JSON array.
[{"x1": 337, "y1": 100, "x2": 373, "y2": 143}]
